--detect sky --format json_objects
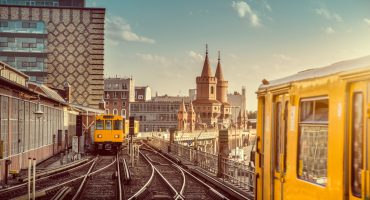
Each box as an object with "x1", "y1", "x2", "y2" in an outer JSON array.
[{"x1": 87, "y1": 0, "x2": 370, "y2": 110}]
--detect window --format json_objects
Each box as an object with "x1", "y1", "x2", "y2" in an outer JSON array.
[
  {"x1": 7, "y1": 37, "x2": 15, "y2": 43},
  {"x1": 22, "y1": 62, "x2": 29, "y2": 67},
  {"x1": 96, "y1": 120, "x2": 104, "y2": 130},
  {"x1": 122, "y1": 101, "x2": 126, "y2": 107},
  {"x1": 113, "y1": 109, "x2": 118, "y2": 115},
  {"x1": 113, "y1": 92, "x2": 117, "y2": 99},
  {"x1": 36, "y1": 38, "x2": 43, "y2": 44},
  {"x1": 121, "y1": 92, "x2": 126, "y2": 99},
  {"x1": 114, "y1": 83, "x2": 119, "y2": 88},
  {"x1": 105, "y1": 109, "x2": 109, "y2": 114},
  {"x1": 104, "y1": 92, "x2": 109, "y2": 99},
  {"x1": 105, "y1": 120, "x2": 112, "y2": 130},
  {"x1": 211, "y1": 86, "x2": 214, "y2": 94},
  {"x1": 22, "y1": 22, "x2": 30, "y2": 28},
  {"x1": 7, "y1": 57, "x2": 15, "y2": 62},
  {"x1": 121, "y1": 109, "x2": 126, "y2": 117},
  {"x1": 113, "y1": 102, "x2": 117, "y2": 106},
  {"x1": 29, "y1": 43, "x2": 36, "y2": 48},
  {"x1": 298, "y1": 97, "x2": 328, "y2": 186},
  {"x1": 0, "y1": 21, "x2": 8, "y2": 27},
  {"x1": 22, "y1": 43, "x2": 30, "y2": 48},
  {"x1": 0, "y1": 42, "x2": 8, "y2": 47},
  {"x1": 138, "y1": 95, "x2": 143, "y2": 99},
  {"x1": 29, "y1": 23, "x2": 36, "y2": 28},
  {"x1": 113, "y1": 120, "x2": 122, "y2": 130},
  {"x1": 29, "y1": 62, "x2": 36, "y2": 67},
  {"x1": 351, "y1": 92, "x2": 363, "y2": 197},
  {"x1": 106, "y1": 102, "x2": 109, "y2": 106}
]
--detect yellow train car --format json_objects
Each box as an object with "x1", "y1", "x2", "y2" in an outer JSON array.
[
  {"x1": 94, "y1": 114, "x2": 125, "y2": 151},
  {"x1": 255, "y1": 56, "x2": 370, "y2": 200},
  {"x1": 123, "y1": 119, "x2": 139, "y2": 137}
]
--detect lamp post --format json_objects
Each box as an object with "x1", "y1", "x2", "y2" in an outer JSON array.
[{"x1": 230, "y1": 106, "x2": 239, "y2": 161}]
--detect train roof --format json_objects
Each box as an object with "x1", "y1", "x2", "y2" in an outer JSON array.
[{"x1": 259, "y1": 55, "x2": 370, "y2": 90}]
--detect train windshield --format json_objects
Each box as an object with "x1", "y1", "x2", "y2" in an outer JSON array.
[
  {"x1": 114, "y1": 120, "x2": 122, "y2": 130},
  {"x1": 96, "y1": 120, "x2": 104, "y2": 130},
  {"x1": 105, "y1": 120, "x2": 112, "y2": 130}
]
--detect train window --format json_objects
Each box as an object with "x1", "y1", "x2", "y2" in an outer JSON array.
[
  {"x1": 96, "y1": 120, "x2": 104, "y2": 130},
  {"x1": 351, "y1": 92, "x2": 363, "y2": 197},
  {"x1": 114, "y1": 120, "x2": 122, "y2": 130},
  {"x1": 275, "y1": 102, "x2": 282, "y2": 172},
  {"x1": 105, "y1": 120, "x2": 112, "y2": 130},
  {"x1": 298, "y1": 97, "x2": 328, "y2": 186}
]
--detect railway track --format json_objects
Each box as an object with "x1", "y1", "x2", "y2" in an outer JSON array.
[
  {"x1": 0, "y1": 157, "x2": 97, "y2": 199},
  {"x1": 70, "y1": 154, "x2": 121, "y2": 200},
  {"x1": 131, "y1": 144, "x2": 230, "y2": 200},
  {"x1": 121, "y1": 150, "x2": 152, "y2": 198}
]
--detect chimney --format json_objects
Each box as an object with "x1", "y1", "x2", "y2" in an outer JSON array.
[{"x1": 63, "y1": 82, "x2": 71, "y2": 103}]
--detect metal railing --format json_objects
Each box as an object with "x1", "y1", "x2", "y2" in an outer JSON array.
[{"x1": 148, "y1": 136, "x2": 255, "y2": 194}]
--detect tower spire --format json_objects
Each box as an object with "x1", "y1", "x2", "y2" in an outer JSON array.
[
  {"x1": 201, "y1": 44, "x2": 212, "y2": 77},
  {"x1": 215, "y1": 50, "x2": 224, "y2": 80}
]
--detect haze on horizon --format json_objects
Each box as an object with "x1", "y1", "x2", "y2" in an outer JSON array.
[{"x1": 88, "y1": 0, "x2": 370, "y2": 110}]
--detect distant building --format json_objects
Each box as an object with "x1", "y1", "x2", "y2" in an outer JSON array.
[
  {"x1": 227, "y1": 86, "x2": 248, "y2": 129},
  {"x1": 104, "y1": 77, "x2": 134, "y2": 118},
  {"x1": 180, "y1": 45, "x2": 231, "y2": 130},
  {"x1": 135, "y1": 86, "x2": 151, "y2": 102},
  {"x1": 188, "y1": 89, "x2": 196, "y2": 100},
  {"x1": 130, "y1": 95, "x2": 191, "y2": 132},
  {"x1": 0, "y1": 1, "x2": 105, "y2": 108}
]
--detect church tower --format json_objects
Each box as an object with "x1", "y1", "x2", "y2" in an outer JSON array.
[
  {"x1": 177, "y1": 99, "x2": 188, "y2": 131},
  {"x1": 193, "y1": 44, "x2": 222, "y2": 127},
  {"x1": 215, "y1": 51, "x2": 231, "y2": 127}
]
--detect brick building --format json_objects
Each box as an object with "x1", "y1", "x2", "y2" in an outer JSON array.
[{"x1": 103, "y1": 77, "x2": 134, "y2": 118}]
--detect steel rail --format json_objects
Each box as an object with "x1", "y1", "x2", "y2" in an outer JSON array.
[
  {"x1": 143, "y1": 143, "x2": 230, "y2": 200},
  {"x1": 0, "y1": 158, "x2": 94, "y2": 194},
  {"x1": 10, "y1": 157, "x2": 99, "y2": 200},
  {"x1": 72, "y1": 155, "x2": 117, "y2": 200},
  {"x1": 71, "y1": 156, "x2": 99, "y2": 200},
  {"x1": 116, "y1": 154, "x2": 123, "y2": 200},
  {"x1": 127, "y1": 152, "x2": 155, "y2": 200}
]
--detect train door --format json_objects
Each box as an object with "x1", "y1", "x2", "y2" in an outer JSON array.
[
  {"x1": 348, "y1": 82, "x2": 369, "y2": 200},
  {"x1": 272, "y1": 94, "x2": 289, "y2": 200}
]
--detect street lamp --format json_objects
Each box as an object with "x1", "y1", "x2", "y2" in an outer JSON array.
[{"x1": 34, "y1": 95, "x2": 44, "y2": 118}]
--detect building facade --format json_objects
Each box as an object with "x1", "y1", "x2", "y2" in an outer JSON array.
[
  {"x1": 0, "y1": 60, "x2": 67, "y2": 182},
  {"x1": 104, "y1": 77, "x2": 134, "y2": 118},
  {"x1": 130, "y1": 96, "x2": 191, "y2": 132},
  {"x1": 135, "y1": 86, "x2": 151, "y2": 102},
  {"x1": 0, "y1": 0, "x2": 105, "y2": 108},
  {"x1": 0, "y1": 60, "x2": 103, "y2": 183},
  {"x1": 227, "y1": 86, "x2": 248, "y2": 129},
  {"x1": 192, "y1": 46, "x2": 230, "y2": 129}
]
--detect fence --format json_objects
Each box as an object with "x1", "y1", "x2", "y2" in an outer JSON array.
[{"x1": 148, "y1": 136, "x2": 255, "y2": 194}]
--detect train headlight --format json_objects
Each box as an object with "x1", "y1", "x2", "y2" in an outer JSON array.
[
  {"x1": 114, "y1": 134, "x2": 119, "y2": 138},
  {"x1": 97, "y1": 134, "x2": 102, "y2": 138}
]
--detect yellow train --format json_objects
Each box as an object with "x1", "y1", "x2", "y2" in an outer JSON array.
[
  {"x1": 94, "y1": 114, "x2": 139, "y2": 151},
  {"x1": 255, "y1": 56, "x2": 370, "y2": 200}
]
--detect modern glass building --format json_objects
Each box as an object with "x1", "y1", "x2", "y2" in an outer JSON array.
[
  {"x1": 0, "y1": 0, "x2": 105, "y2": 108},
  {"x1": 0, "y1": 20, "x2": 47, "y2": 82}
]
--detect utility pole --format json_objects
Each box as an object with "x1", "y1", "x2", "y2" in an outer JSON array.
[{"x1": 129, "y1": 116, "x2": 135, "y2": 166}]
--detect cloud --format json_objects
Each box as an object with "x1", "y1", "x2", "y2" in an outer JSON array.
[
  {"x1": 136, "y1": 53, "x2": 169, "y2": 64},
  {"x1": 232, "y1": 1, "x2": 261, "y2": 27},
  {"x1": 188, "y1": 51, "x2": 204, "y2": 62},
  {"x1": 364, "y1": 18, "x2": 370, "y2": 26},
  {"x1": 315, "y1": 8, "x2": 342, "y2": 22},
  {"x1": 325, "y1": 27, "x2": 335, "y2": 34},
  {"x1": 273, "y1": 54, "x2": 293, "y2": 62},
  {"x1": 106, "y1": 16, "x2": 155, "y2": 44}
]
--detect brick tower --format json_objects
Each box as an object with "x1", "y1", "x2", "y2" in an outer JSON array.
[
  {"x1": 192, "y1": 45, "x2": 222, "y2": 128},
  {"x1": 177, "y1": 99, "x2": 188, "y2": 131},
  {"x1": 215, "y1": 51, "x2": 231, "y2": 127}
]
